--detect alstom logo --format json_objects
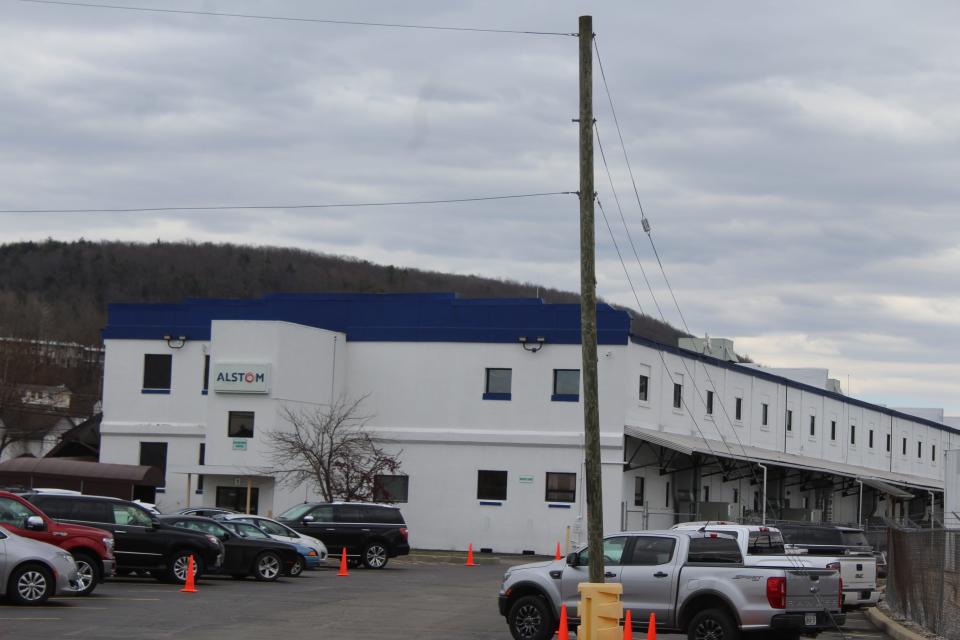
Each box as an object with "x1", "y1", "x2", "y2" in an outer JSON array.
[{"x1": 216, "y1": 371, "x2": 266, "y2": 384}]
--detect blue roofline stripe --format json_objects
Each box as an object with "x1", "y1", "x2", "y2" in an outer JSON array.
[{"x1": 628, "y1": 334, "x2": 958, "y2": 435}]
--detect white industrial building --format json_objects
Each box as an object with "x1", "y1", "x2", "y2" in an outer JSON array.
[{"x1": 98, "y1": 293, "x2": 958, "y2": 553}]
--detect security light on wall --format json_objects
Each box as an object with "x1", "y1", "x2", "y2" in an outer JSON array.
[
  {"x1": 163, "y1": 335, "x2": 187, "y2": 349},
  {"x1": 518, "y1": 336, "x2": 546, "y2": 353}
]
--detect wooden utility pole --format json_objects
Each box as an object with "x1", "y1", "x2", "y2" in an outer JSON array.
[{"x1": 578, "y1": 14, "x2": 604, "y2": 585}]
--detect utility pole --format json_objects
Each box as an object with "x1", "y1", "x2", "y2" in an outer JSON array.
[{"x1": 578, "y1": 14, "x2": 604, "y2": 585}]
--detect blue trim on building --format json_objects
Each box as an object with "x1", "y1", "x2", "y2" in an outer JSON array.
[
  {"x1": 547, "y1": 503, "x2": 572, "y2": 509},
  {"x1": 551, "y1": 394, "x2": 579, "y2": 403},
  {"x1": 479, "y1": 501, "x2": 503, "y2": 506},
  {"x1": 482, "y1": 392, "x2": 512, "y2": 401},
  {"x1": 141, "y1": 389, "x2": 171, "y2": 395},
  {"x1": 629, "y1": 334, "x2": 959, "y2": 435}
]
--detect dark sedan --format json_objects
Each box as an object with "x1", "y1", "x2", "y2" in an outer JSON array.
[{"x1": 158, "y1": 516, "x2": 300, "y2": 581}]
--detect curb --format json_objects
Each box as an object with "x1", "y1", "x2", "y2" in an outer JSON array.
[
  {"x1": 865, "y1": 606, "x2": 930, "y2": 640},
  {"x1": 402, "y1": 551, "x2": 553, "y2": 566}
]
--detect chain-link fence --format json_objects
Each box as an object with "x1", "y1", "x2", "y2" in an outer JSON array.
[{"x1": 887, "y1": 526, "x2": 960, "y2": 639}]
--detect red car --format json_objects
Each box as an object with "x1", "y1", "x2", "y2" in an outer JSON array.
[{"x1": 0, "y1": 491, "x2": 115, "y2": 595}]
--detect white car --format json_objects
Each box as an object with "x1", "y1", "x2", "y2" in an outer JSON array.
[
  {"x1": 219, "y1": 514, "x2": 328, "y2": 565},
  {"x1": 0, "y1": 525, "x2": 81, "y2": 605}
]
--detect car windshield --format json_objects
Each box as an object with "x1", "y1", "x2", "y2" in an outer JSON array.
[
  {"x1": 840, "y1": 530, "x2": 870, "y2": 547},
  {"x1": 245, "y1": 518, "x2": 293, "y2": 537},
  {"x1": 278, "y1": 504, "x2": 314, "y2": 520},
  {"x1": 228, "y1": 521, "x2": 270, "y2": 539}
]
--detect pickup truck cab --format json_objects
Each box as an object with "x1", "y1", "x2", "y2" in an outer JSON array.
[
  {"x1": 499, "y1": 530, "x2": 845, "y2": 640},
  {"x1": 0, "y1": 490, "x2": 114, "y2": 596},
  {"x1": 777, "y1": 524, "x2": 879, "y2": 608}
]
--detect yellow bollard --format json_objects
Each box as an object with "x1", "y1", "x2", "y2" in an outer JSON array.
[{"x1": 577, "y1": 581, "x2": 624, "y2": 640}]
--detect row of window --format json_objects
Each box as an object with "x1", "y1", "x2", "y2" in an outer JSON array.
[
  {"x1": 484, "y1": 368, "x2": 580, "y2": 401},
  {"x1": 787, "y1": 413, "x2": 937, "y2": 461},
  {"x1": 142, "y1": 353, "x2": 211, "y2": 393},
  {"x1": 476, "y1": 470, "x2": 577, "y2": 502}
]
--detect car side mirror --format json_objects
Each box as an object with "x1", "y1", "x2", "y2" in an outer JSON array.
[
  {"x1": 302, "y1": 515, "x2": 314, "y2": 523},
  {"x1": 566, "y1": 552, "x2": 579, "y2": 567},
  {"x1": 220, "y1": 532, "x2": 231, "y2": 541},
  {"x1": 25, "y1": 515, "x2": 46, "y2": 532}
]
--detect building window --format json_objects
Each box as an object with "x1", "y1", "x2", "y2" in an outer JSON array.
[
  {"x1": 902, "y1": 437, "x2": 907, "y2": 456},
  {"x1": 732, "y1": 488, "x2": 739, "y2": 504},
  {"x1": 869, "y1": 430, "x2": 874, "y2": 448},
  {"x1": 633, "y1": 476, "x2": 645, "y2": 507},
  {"x1": 477, "y1": 470, "x2": 507, "y2": 501},
  {"x1": 706, "y1": 391, "x2": 714, "y2": 415},
  {"x1": 933, "y1": 445, "x2": 937, "y2": 462},
  {"x1": 142, "y1": 354, "x2": 172, "y2": 393},
  {"x1": 638, "y1": 375, "x2": 649, "y2": 402},
  {"x1": 216, "y1": 486, "x2": 259, "y2": 514},
  {"x1": 139, "y1": 442, "x2": 168, "y2": 488},
  {"x1": 198, "y1": 443, "x2": 205, "y2": 465},
  {"x1": 202, "y1": 355, "x2": 210, "y2": 393},
  {"x1": 373, "y1": 475, "x2": 409, "y2": 502},
  {"x1": 546, "y1": 472, "x2": 577, "y2": 503},
  {"x1": 703, "y1": 486, "x2": 710, "y2": 502},
  {"x1": 735, "y1": 397, "x2": 742, "y2": 421},
  {"x1": 809, "y1": 415, "x2": 816, "y2": 437},
  {"x1": 196, "y1": 475, "x2": 204, "y2": 493},
  {"x1": 886, "y1": 433, "x2": 891, "y2": 452},
  {"x1": 228, "y1": 411, "x2": 255, "y2": 438},
  {"x1": 850, "y1": 425, "x2": 856, "y2": 445},
  {"x1": 830, "y1": 421, "x2": 837, "y2": 441},
  {"x1": 762, "y1": 403, "x2": 769, "y2": 426},
  {"x1": 483, "y1": 368, "x2": 512, "y2": 400},
  {"x1": 665, "y1": 481, "x2": 670, "y2": 508},
  {"x1": 918, "y1": 441, "x2": 923, "y2": 459},
  {"x1": 552, "y1": 369, "x2": 580, "y2": 402},
  {"x1": 786, "y1": 410, "x2": 793, "y2": 432},
  {"x1": 673, "y1": 383, "x2": 682, "y2": 409}
]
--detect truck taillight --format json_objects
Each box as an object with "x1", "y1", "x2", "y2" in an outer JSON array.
[
  {"x1": 400, "y1": 527, "x2": 408, "y2": 541},
  {"x1": 766, "y1": 577, "x2": 786, "y2": 609}
]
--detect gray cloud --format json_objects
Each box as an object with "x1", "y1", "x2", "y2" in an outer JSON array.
[{"x1": 1, "y1": 0, "x2": 958, "y2": 412}]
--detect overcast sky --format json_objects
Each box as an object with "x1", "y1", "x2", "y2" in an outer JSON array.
[{"x1": 2, "y1": 1, "x2": 958, "y2": 414}]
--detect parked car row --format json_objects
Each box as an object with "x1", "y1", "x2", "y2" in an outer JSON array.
[{"x1": 0, "y1": 489, "x2": 411, "y2": 605}]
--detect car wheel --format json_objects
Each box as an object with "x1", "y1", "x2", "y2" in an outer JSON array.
[
  {"x1": 8, "y1": 563, "x2": 54, "y2": 606},
  {"x1": 687, "y1": 608, "x2": 739, "y2": 640},
  {"x1": 288, "y1": 555, "x2": 305, "y2": 577},
  {"x1": 362, "y1": 542, "x2": 389, "y2": 569},
  {"x1": 253, "y1": 552, "x2": 282, "y2": 581},
  {"x1": 72, "y1": 552, "x2": 101, "y2": 596},
  {"x1": 507, "y1": 595, "x2": 555, "y2": 640},
  {"x1": 167, "y1": 551, "x2": 203, "y2": 585}
]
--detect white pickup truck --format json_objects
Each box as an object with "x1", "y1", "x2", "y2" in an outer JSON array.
[{"x1": 498, "y1": 530, "x2": 845, "y2": 640}]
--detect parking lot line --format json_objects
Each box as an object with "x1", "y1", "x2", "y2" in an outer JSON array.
[{"x1": 0, "y1": 617, "x2": 62, "y2": 621}]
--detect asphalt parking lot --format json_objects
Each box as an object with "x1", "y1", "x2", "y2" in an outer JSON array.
[{"x1": 0, "y1": 557, "x2": 891, "y2": 640}]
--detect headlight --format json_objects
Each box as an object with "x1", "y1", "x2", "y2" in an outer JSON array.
[
  {"x1": 205, "y1": 534, "x2": 220, "y2": 547},
  {"x1": 102, "y1": 537, "x2": 114, "y2": 551}
]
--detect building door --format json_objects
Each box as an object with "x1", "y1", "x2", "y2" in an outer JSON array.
[{"x1": 216, "y1": 486, "x2": 259, "y2": 514}]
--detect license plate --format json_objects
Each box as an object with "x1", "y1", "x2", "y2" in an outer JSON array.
[{"x1": 804, "y1": 613, "x2": 817, "y2": 626}]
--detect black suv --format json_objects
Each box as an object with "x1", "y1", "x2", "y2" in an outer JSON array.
[
  {"x1": 277, "y1": 502, "x2": 409, "y2": 569},
  {"x1": 22, "y1": 493, "x2": 224, "y2": 584}
]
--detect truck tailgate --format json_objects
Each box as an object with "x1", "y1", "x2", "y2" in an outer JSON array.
[
  {"x1": 785, "y1": 568, "x2": 841, "y2": 611},
  {"x1": 840, "y1": 556, "x2": 877, "y2": 592}
]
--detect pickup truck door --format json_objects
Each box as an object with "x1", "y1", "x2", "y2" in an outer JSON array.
[
  {"x1": 559, "y1": 536, "x2": 629, "y2": 615},
  {"x1": 618, "y1": 535, "x2": 679, "y2": 626}
]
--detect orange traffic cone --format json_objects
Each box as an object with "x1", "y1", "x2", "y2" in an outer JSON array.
[
  {"x1": 555, "y1": 542, "x2": 562, "y2": 560},
  {"x1": 465, "y1": 543, "x2": 476, "y2": 567},
  {"x1": 179, "y1": 555, "x2": 197, "y2": 593},
  {"x1": 647, "y1": 612, "x2": 656, "y2": 640},
  {"x1": 557, "y1": 603, "x2": 569, "y2": 640},
  {"x1": 337, "y1": 547, "x2": 349, "y2": 576},
  {"x1": 623, "y1": 609, "x2": 632, "y2": 640}
]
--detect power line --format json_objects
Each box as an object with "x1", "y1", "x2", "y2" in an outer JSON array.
[
  {"x1": 0, "y1": 191, "x2": 576, "y2": 214},
  {"x1": 14, "y1": 0, "x2": 577, "y2": 37}
]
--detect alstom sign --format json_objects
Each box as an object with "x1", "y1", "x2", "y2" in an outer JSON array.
[{"x1": 212, "y1": 363, "x2": 271, "y2": 394}]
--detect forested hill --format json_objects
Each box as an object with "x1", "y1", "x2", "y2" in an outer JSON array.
[{"x1": 0, "y1": 240, "x2": 687, "y2": 346}]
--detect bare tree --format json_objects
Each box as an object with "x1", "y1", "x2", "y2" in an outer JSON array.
[{"x1": 265, "y1": 395, "x2": 401, "y2": 502}]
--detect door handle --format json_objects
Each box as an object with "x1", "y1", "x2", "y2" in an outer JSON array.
[
  {"x1": 361, "y1": 528, "x2": 371, "y2": 532},
  {"x1": 114, "y1": 530, "x2": 126, "y2": 533},
  {"x1": 604, "y1": 571, "x2": 616, "y2": 578},
  {"x1": 325, "y1": 528, "x2": 336, "y2": 532},
  {"x1": 654, "y1": 571, "x2": 668, "y2": 578}
]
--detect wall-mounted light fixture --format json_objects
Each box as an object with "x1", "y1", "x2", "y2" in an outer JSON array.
[
  {"x1": 163, "y1": 335, "x2": 188, "y2": 349},
  {"x1": 518, "y1": 336, "x2": 546, "y2": 353}
]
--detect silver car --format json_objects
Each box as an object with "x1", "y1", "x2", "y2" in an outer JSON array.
[{"x1": 0, "y1": 525, "x2": 81, "y2": 605}]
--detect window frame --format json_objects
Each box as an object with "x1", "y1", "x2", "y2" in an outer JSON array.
[
  {"x1": 706, "y1": 390, "x2": 714, "y2": 416},
  {"x1": 830, "y1": 420, "x2": 837, "y2": 441},
  {"x1": 483, "y1": 368, "x2": 512, "y2": 401},
  {"x1": 633, "y1": 476, "x2": 645, "y2": 507},
  {"x1": 138, "y1": 441, "x2": 168, "y2": 488},
  {"x1": 227, "y1": 411, "x2": 255, "y2": 439},
  {"x1": 142, "y1": 353, "x2": 172, "y2": 394},
  {"x1": 734, "y1": 397, "x2": 742, "y2": 421},
  {"x1": 761, "y1": 403, "x2": 769, "y2": 427},
  {"x1": 477, "y1": 469, "x2": 508, "y2": 501},
  {"x1": 786, "y1": 410, "x2": 793, "y2": 432},
  {"x1": 850, "y1": 424, "x2": 857, "y2": 446},
  {"x1": 809, "y1": 415, "x2": 816, "y2": 437},
  {"x1": 373, "y1": 474, "x2": 409, "y2": 503},
  {"x1": 551, "y1": 369, "x2": 580, "y2": 402},
  {"x1": 545, "y1": 472, "x2": 577, "y2": 503},
  {"x1": 638, "y1": 374, "x2": 649, "y2": 402},
  {"x1": 673, "y1": 383, "x2": 683, "y2": 410}
]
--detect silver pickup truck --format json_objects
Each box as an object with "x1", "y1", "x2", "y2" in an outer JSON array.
[{"x1": 498, "y1": 530, "x2": 845, "y2": 640}]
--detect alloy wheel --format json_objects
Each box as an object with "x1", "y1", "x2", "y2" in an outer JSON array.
[
  {"x1": 75, "y1": 559, "x2": 95, "y2": 593},
  {"x1": 692, "y1": 618, "x2": 725, "y2": 640},
  {"x1": 365, "y1": 545, "x2": 387, "y2": 569},
  {"x1": 513, "y1": 603, "x2": 543, "y2": 640},
  {"x1": 258, "y1": 554, "x2": 280, "y2": 579},
  {"x1": 17, "y1": 570, "x2": 48, "y2": 603}
]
